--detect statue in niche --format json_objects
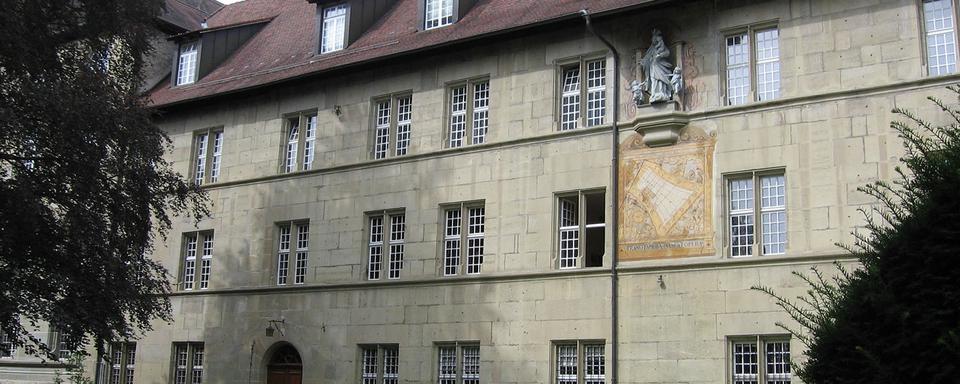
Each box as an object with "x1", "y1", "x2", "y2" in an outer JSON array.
[{"x1": 635, "y1": 28, "x2": 679, "y2": 105}]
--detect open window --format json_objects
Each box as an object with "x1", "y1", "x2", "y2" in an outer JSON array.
[{"x1": 557, "y1": 190, "x2": 605, "y2": 269}]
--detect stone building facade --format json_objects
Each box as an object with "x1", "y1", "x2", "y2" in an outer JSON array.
[{"x1": 4, "y1": 0, "x2": 959, "y2": 383}]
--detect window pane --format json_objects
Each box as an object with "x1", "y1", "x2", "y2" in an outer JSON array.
[
  {"x1": 302, "y1": 116, "x2": 317, "y2": 170},
  {"x1": 199, "y1": 233, "x2": 213, "y2": 289},
  {"x1": 766, "y1": 341, "x2": 791, "y2": 384},
  {"x1": 321, "y1": 4, "x2": 347, "y2": 53},
  {"x1": 368, "y1": 216, "x2": 384, "y2": 280},
  {"x1": 438, "y1": 346, "x2": 457, "y2": 384},
  {"x1": 210, "y1": 132, "x2": 223, "y2": 182},
  {"x1": 556, "y1": 345, "x2": 577, "y2": 384},
  {"x1": 732, "y1": 342, "x2": 759, "y2": 384},
  {"x1": 760, "y1": 174, "x2": 787, "y2": 255},
  {"x1": 374, "y1": 100, "x2": 391, "y2": 159},
  {"x1": 388, "y1": 214, "x2": 405, "y2": 279},
  {"x1": 284, "y1": 118, "x2": 299, "y2": 173},
  {"x1": 182, "y1": 234, "x2": 198, "y2": 290},
  {"x1": 294, "y1": 224, "x2": 309, "y2": 284},
  {"x1": 584, "y1": 344, "x2": 605, "y2": 384},
  {"x1": 472, "y1": 81, "x2": 490, "y2": 145},
  {"x1": 194, "y1": 133, "x2": 207, "y2": 185},
  {"x1": 558, "y1": 196, "x2": 579, "y2": 269},
  {"x1": 425, "y1": 0, "x2": 454, "y2": 29},
  {"x1": 925, "y1": 0, "x2": 958, "y2": 75},
  {"x1": 396, "y1": 96, "x2": 412, "y2": 156},
  {"x1": 586, "y1": 60, "x2": 606, "y2": 127},
  {"x1": 462, "y1": 346, "x2": 480, "y2": 384},
  {"x1": 443, "y1": 209, "x2": 461, "y2": 276},
  {"x1": 177, "y1": 42, "x2": 198, "y2": 85},
  {"x1": 277, "y1": 224, "x2": 291, "y2": 285},
  {"x1": 726, "y1": 33, "x2": 749, "y2": 105},
  {"x1": 755, "y1": 28, "x2": 780, "y2": 101},
  {"x1": 729, "y1": 178, "x2": 755, "y2": 257},
  {"x1": 560, "y1": 68, "x2": 581, "y2": 130},
  {"x1": 466, "y1": 207, "x2": 484, "y2": 274},
  {"x1": 361, "y1": 347, "x2": 378, "y2": 384},
  {"x1": 383, "y1": 347, "x2": 399, "y2": 384},
  {"x1": 449, "y1": 86, "x2": 467, "y2": 147}
]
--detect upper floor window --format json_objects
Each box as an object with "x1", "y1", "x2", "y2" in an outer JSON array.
[
  {"x1": 730, "y1": 336, "x2": 791, "y2": 384},
  {"x1": 447, "y1": 78, "x2": 490, "y2": 147},
  {"x1": 192, "y1": 128, "x2": 223, "y2": 185},
  {"x1": 442, "y1": 202, "x2": 485, "y2": 276},
  {"x1": 554, "y1": 341, "x2": 605, "y2": 384},
  {"x1": 724, "y1": 26, "x2": 780, "y2": 105},
  {"x1": 424, "y1": 0, "x2": 454, "y2": 30},
  {"x1": 281, "y1": 112, "x2": 318, "y2": 173},
  {"x1": 180, "y1": 231, "x2": 214, "y2": 290},
  {"x1": 172, "y1": 342, "x2": 203, "y2": 384},
  {"x1": 321, "y1": 4, "x2": 348, "y2": 54},
  {"x1": 727, "y1": 171, "x2": 786, "y2": 257},
  {"x1": 276, "y1": 221, "x2": 309, "y2": 285},
  {"x1": 372, "y1": 94, "x2": 412, "y2": 159},
  {"x1": 557, "y1": 190, "x2": 605, "y2": 269},
  {"x1": 437, "y1": 342, "x2": 480, "y2": 384},
  {"x1": 176, "y1": 41, "x2": 199, "y2": 86},
  {"x1": 924, "y1": 0, "x2": 958, "y2": 75},
  {"x1": 367, "y1": 210, "x2": 405, "y2": 280},
  {"x1": 559, "y1": 58, "x2": 606, "y2": 131}
]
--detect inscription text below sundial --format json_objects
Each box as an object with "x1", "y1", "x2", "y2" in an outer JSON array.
[{"x1": 618, "y1": 137, "x2": 715, "y2": 260}]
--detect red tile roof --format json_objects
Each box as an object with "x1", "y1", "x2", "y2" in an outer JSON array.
[
  {"x1": 149, "y1": 0, "x2": 658, "y2": 107},
  {"x1": 159, "y1": 0, "x2": 223, "y2": 32}
]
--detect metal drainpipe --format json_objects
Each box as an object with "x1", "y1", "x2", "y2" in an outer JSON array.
[{"x1": 581, "y1": 9, "x2": 620, "y2": 384}]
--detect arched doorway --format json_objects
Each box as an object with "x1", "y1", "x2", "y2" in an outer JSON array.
[{"x1": 267, "y1": 344, "x2": 302, "y2": 384}]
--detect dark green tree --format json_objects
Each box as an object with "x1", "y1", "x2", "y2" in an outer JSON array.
[
  {"x1": 0, "y1": 0, "x2": 207, "y2": 358},
  {"x1": 756, "y1": 86, "x2": 960, "y2": 383}
]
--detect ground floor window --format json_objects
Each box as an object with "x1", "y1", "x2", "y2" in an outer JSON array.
[{"x1": 731, "y1": 336, "x2": 791, "y2": 384}]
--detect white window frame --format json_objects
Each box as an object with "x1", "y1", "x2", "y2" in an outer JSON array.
[
  {"x1": 424, "y1": 0, "x2": 454, "y2": 30},
  {"x1": 321, "y1": 4, "x2": 349, "y2": 54},
  {"x1": 446, "y1": 78, "x2": 490, "y2": 147},
  {"x1": 553, "y1": 340, "x2": 605, "y2": 384},
  {"x1": 176, "y1": 41, "x2": 199, "y2": 86},
  {"x1": 367, "y1": 210, "x2": 405, "y2": 280},
  {"x1": 725, "y1": 170, "x2": 787, "y2": 258},
  {"x1": 180, "y1": 231, "x2": 214, "y2": 291},
  {"x1": 723, "y1": 24, "x2": 780, "y2": 106},
  {"x1": 359, "y1": 344, "x2": 399, "y2": 384},
  {"x1": 172, "y1": 342, "x2": 203, "y2": 384},
  {"x1": 276, "y1": 221, "x2": 309, "y2": 285},
  {"x1": 371, "y1": 94, "x2": 413, "y2": 159},
  {"x1": 280, "y1": 112, "x2": 319, "y2": 173},
  {"x1": 729, "y1": 336, "x2": 791, "y2": 384},
  {"x1": 0, "y1": 333, "x2": 13, "y2": 359},
  {"x1": 101, "y1": 342, "x2": 136, "y2": 384},
  {"x1": 558, "y1": 57, "x2": 607, "y2": 131},
  {"x1": 436, "y1": 342, "x2": 480, "y2": 384},
  {"x1": 923, "y1": 0, "x2": 959, "y2": 76},
  {"x1": 441, "y1": 202, "x2": 485, "y2": 276},
  {"x1": 192, "y1": 128, "x2": 223, "y2": 185},
  {"x1": 556, "y1": 190, "x2": 606, "y2": 269}
]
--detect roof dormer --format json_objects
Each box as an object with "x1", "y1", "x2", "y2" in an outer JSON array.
[
  {"x1": 419, "y1": 0, "x2": 477, "y2": 30},
  {"x1": 170, "y1": 18, "x2": 270, "y2": 87},
  {"x1": 310, "y1": 0, "x2": 399, "y2": 54}
]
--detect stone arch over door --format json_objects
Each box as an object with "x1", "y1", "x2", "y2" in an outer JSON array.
[{"x1": 265, "y1": 343, "x2": 302, "y2": 384}]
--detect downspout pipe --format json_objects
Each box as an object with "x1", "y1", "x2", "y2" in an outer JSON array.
[{"x1": 581, "y1": 9, "x2": 619, "y2": 384}]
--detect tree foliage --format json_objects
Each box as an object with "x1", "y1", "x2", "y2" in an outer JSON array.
[
  {"x1": 0, "y1": 0, "x2": 207, "y2": 358},
  {"x1": 755, "y1": 86, "x2": 960, "y2": 383}
]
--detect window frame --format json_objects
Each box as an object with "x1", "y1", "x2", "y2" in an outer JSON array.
[
  {"x1": 358, "y1": 344, "x2": 400, "y2": 384},
  {"x1": 175, "y1": 40, "x2": 200, "y2": 86},
  {"x1": 275, "y1": 220, "x2": 310, "y2": 286},
  {"x1": 555, "y1": 55, "x2": 608, "y2": 131},
  {"x1": 191, "y1": 127, "x2": 224, "y2": 186},
  {"x1": 724, "y1": 169, "x2": 787, "y2": 258},
  {"x1": 366, "y1": 209, "x2": 406, "y2": 281},
  {"x1": 280, "y1": 111, "x2": 319, "y2": 173},
  {"x1": 320, "y1": 3, "x2": 350, "y2": 54},
  {"x1": 423, "y1": 0, "x2": 455, "y2": 30},
  {"x1": 921, "y1": 0, "x2": 960, "y2": 76},
  {"x1": 555, "y1": 189, "x2": 606, "y2": 270},
  {"x1": 440, "y1": 201, "x2": 486, "y2": 277},
  {"x1": 445, "y1": 77, "x2": 491, "y2": 148},
  {"x1": 435, "y1": 341, "x2": 480, "y2": 384},
  {"x1": 178, "y1": 230, "x2": 215, "y2": 291},
  {"x1": 551, "y1": 340, "x2": 606, "y2": 384},
  {"x1": 0, "y1": 333, "x2": 14, "y2": 359},
  {"x1": 370, "y1": 93, "x2": 414, "y2": 160},
  {"x1": 103, "y1": 342, "x2": 136, "y2": 384},
  {"x1": 171, "y1": 342, "x2": 203, "y2": 384},
  {"x1": 721, "y1": 22, "x2": 781, "y2": 106},
  {"x1": 727, "y1": 335, "x2": 791, "y2": 384}
]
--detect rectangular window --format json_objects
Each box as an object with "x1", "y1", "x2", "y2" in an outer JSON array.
[
  {"x1": 180, "y1": 231, "x2": 214, "y2": 291},
  {"x1": 359, "y1": 345, "x2": 399, "y2": 384},
  {"x1": 731, "y1": 337, "x2": 791, "y2": 384},
  {"x1": 724, "y1": 26, "x2": 780, "y2": 105},
  {"x1": 437, "y1": 343, "x2": 480, "y2": 384},
  {"x1": 192, "y1": 128, "x2": 223, "y2": 185},
  {"x1": 557, "y1": 190, "x2": 605, "y2": 269},
  {"x1": 367, "y1": 211, "x2": 405, "y2": 280},
  {"x1": 104, "y1": 342, "x2": 136, "y2": 384},
  {"x1": 277, "y1": 222, "x2": 309, "y2": 285},
  {"x1": 559, "y1": 58, "x2": 606, "y2": 130},
  {"x1": 321, "y1": 4, "x2": 348, "y2": 54},
  {"x1": 176, "y1": 41, "x2": 198, "y2": 86},
  {"x1": 442, "y1": 202, "x2": 485, "y2": 276},
  {"x1": 424, "y1": 0, "x2": 454, "y2": 30},
  {"x1": 0, "y1": 334, "x2": 13, "y2": 358},
  {"x1": 727, "y1": 172, "x2": 786, "y2": 257},
  {"x1": 173, "y1": 342, "x2": 203, "y2": 384},
  {"x1": 281, "y1": 113, "x2": 319, "y2": 173},
  {"x1": 372, "y1": 94, "x2": 413, "y2": 159},
  {"x1": 924, "y1": 0, "x2": 958, "y2": 76},
  {"x1": 447, "y1": 79, "x2": 491, "y2": 147},
  {"x1": 51, "y1": 327, "x2": 75, "y2": 361},
  {"x1": 554, "y1": 341, "x2": 604, "y2": 384}
]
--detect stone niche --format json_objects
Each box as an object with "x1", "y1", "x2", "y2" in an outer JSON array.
[{"x1": 618, "y1": 128, "x2": 715, "y2": 260}]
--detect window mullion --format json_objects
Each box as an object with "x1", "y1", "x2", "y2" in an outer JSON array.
[
  {"x1": 297, "y1": 115, "x2": 308, "y2": 169},
  {"x1": 578, "y1": 192, "x2": 586, "y2": 268},
  {"x1": 465, "y1": 84, "x2": 474, "y2": 145},
  {"x1": 580, "y1": 62, "x2": 588, "y2": 128},
  {"x1": 389, "y1": 99, "x2": 397, "y2": 156},
  {"x1": 752, "y1": 174, "x2": 762, "y2": 256},
  {"x1": 204, "y1": 131, "x2": 215, "y2": 184},
  {"x1": 749, "y1": 28, "x2": 758, "y2": 102},
  {"x1": 460, "y1": 203, "x2": 468, "y2": 274}
]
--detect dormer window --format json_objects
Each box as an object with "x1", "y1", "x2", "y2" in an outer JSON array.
[
  {"x1": 424, "y1": 0, "x2": 454, "y2": 30},
  {"x1": 176, "y1": 41, "x2": 199, "y2": 86},
  {"x1": 320, "y1": 4, "x2": 348, "y2": 54}
]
